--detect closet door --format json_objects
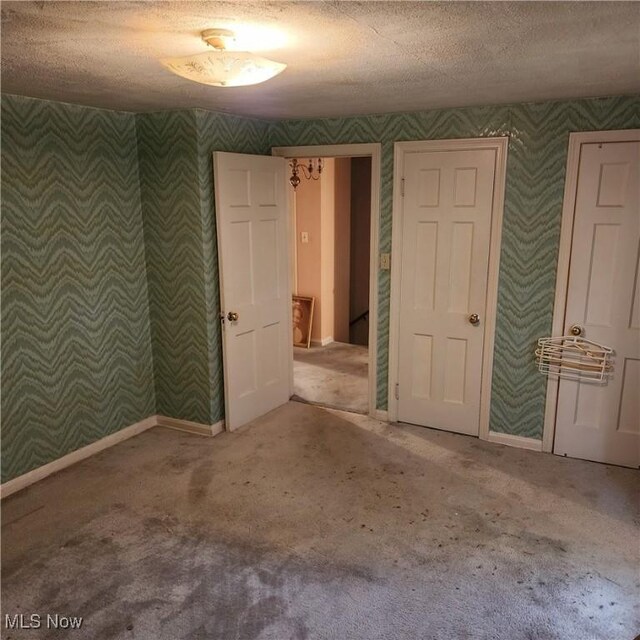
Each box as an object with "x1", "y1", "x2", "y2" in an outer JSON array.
[
  {"x1": 554, "y1": 140, "x2": 640, "y2": 467},
  {"x1": 396, "y1": 147, "x2": 497, "y2": 435}
]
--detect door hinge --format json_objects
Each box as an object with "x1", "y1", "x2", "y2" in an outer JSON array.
[
  {"x1": 401, "y1": 178, "x2": 405, "y2": 197},
  {"x1": 395, "y1": 383, "x2": 400, "y2": 400}
]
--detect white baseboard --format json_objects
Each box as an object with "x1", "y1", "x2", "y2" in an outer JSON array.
[
  {"x1": 210, "y1": 419, "x2": 225, "y2": 436},
  {"x1": 1, "y1": 414, "x2": 226, "y2": 499},
  {"x1": 311, "y1": 337, "x2": 334, "y2": 347},
  {"x1": 487, "y1": 430, "x2": 543, "y2": 452},
  {"x1": 372, "y1": 409, "x2": 389, "y2": 422},
  {"x1": 156, "y1": 415, "x2": 225, "y2": 437},
  {"x1": 0, "y1": 415, "x2": 157, "y2": 499}
]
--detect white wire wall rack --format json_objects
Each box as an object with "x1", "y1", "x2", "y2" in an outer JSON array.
[{"x1": 535, "y1": 335, "x2": 614, "y2": 382}]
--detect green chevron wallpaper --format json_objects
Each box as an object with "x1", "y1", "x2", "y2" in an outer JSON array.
[
  {"x1": 1, "y1": 94, "x2": 156, "y2": 482},
  {"x1": 136, "y1": 110, "x2": 213, "y2": 425},
  {"x1": 3, "y1": 93, "x2": 638, "y2": 483},
  {"x1": 134, "y1": 109, "x2": 271, "y2": 426},
  {"x1": 269, "y1": 95, "x2": 640, "y2": 438}
]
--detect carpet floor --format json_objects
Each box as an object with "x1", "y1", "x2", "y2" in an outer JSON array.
[
  {"x1": 2, "y1": 402, "x2": 638, "y2": 639},
  {"x1": 293, "y1": 342, "x2": 368, "y2": 413}
]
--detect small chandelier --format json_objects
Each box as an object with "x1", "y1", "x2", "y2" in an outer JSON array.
[{"x1": 289, "y1": 158, "x2": 323, "y2": 190}]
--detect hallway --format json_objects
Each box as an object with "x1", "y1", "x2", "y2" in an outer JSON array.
[{"x1": 293, "y1": 342, "x2": 368, "y2": 413}]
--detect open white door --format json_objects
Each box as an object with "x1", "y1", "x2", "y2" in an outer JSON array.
[{"x1": 214, "y1": 152, "x2": 291, "y2": 431}]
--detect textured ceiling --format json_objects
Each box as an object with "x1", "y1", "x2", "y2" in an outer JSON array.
[{"x1": 1, "y1": 1, "x2": 639, "y2": 119}]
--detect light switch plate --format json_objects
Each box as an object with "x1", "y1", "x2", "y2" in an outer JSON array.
[{"x1": 380, "y1": 252, "x2": 391, "y2": 270}]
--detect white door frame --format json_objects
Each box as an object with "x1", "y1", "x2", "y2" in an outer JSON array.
[
  {"x1": 541, "y1": 129, "x2": 640, "y2": 453},
  {"x1": 272, "y1": 143, "x2": 382, "y2": 419},
  {"x1": 388, "y1": 137, "x2": 509, "y2": 443}
]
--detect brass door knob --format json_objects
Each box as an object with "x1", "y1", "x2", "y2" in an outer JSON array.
[
  {"x1": 227, "y1": 311, "x2": 239, "y2": 322},
  {"x1": 469, "y1": 313, "x2": 480, "y2": 325},
  {"x1": 569, "y1": 324, "x2": 583, "y2": 336}
]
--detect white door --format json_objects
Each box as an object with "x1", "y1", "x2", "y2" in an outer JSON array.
[
  {"x1": 397, "y1": 148, "x2": 497, "y2": 435},
  {"x1": 213, "y1": 152, "x2": 291, "y2": 431},
  {"x1": 554, "y1": 140, "x2": 640, "y2": 467}
]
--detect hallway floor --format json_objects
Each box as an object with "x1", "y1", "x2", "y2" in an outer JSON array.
[
  {"x1": 2, "y1": 402, "x2": 638, "y2": 640},
  {"x1": 293, "y1": 341, "x2": 368, "y2": 413}
]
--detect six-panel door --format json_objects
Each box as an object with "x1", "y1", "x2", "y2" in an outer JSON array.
[
  {"x1": 554, "y1": 141, "x2": 640, "y2": 467},
  {"x1": 397, "y1": 149, "x2": 497, "y2": 435},
  {"x1": 213, "y1": 143, "x2": 637, "y2": 462},
  {"x1": 214, "y1": 152, "x2": 291, "y2": 431}
]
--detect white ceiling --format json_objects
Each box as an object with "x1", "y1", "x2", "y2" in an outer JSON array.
[{"x1": 2, "y1": 1, "x2": 639, "y2": 119}]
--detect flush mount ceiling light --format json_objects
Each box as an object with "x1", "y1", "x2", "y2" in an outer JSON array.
[{"x1": 161, "y1": 29, "x2": 286, "y2": 88}]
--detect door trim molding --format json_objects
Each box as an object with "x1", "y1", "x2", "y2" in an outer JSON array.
[
  {"x1": 272, "y1": 143, "x2": 382, "y2": 418},
  {"x1": 487, "y1": 431, "x2": 543, "y2": 452},
  {"x1": 156, "y1": 415, "x2": 225, "y2": 437},
  {"x1": 388, "y1": 137, "x2": 509, "y2": 443},
  {"x1": 542, "y1": 129, "x2": 640, "y2": 453}
]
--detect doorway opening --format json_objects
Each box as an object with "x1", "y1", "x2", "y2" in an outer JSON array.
[
  {"x1": 388, "y1": 138, "x2": 508, "y2": 442},
  {"x1": 273, "y1": 143, "x2": 381, "y2": 418},
  {"x1": 287, "y1": 156, "x2": 372, "y2": 414}
]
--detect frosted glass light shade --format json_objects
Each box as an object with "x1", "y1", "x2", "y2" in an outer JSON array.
[{"x1": 161, "y1": 50, "x2": 286, "y2": 87}]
